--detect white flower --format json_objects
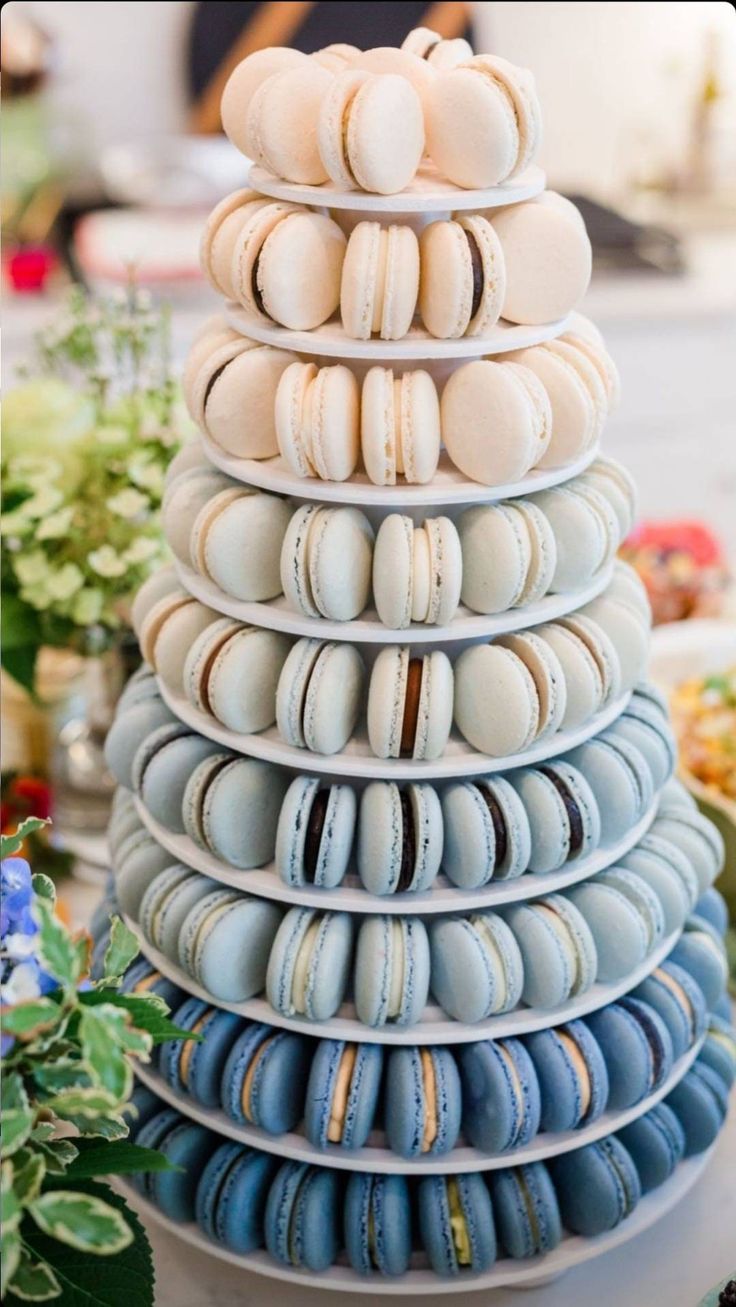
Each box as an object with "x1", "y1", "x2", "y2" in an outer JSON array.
[
  {"x1": 72, "y1": 587, "x2": 104, "y2": 625},
  {"x1": 128, "y1": 453, "x2": 164, "y2": 494},
  {"x1": 122, "y1": 536, "x2": 160, "y2": 565},
  {"x1": 46, "y1": 563, "x2": 85, "y2": 601},
  {"x1": 36, "y1": 506, "x2": 76, "y2": 541},
  {"x1": 14, "y1": 551, "x2": 50, "y2": 586},
  {"x1": 20, "y1": 582, "x2": 52, "y2": 610},
  {"x1": 97, "y1": 424, "x2": 130, "y2": 447},
  {"x1": 1, "y1": 962, "x2": 42, "y2": 1005},
  {"x1": 0, "y1": 506, "x2": 36, "y2": 537},
  {"x1": 88, "y1": 545, "x2": 127, "y2": 578},
  {"x1": 8, "y1": 454, "x2": 63, "y2": 484},
  {"x1": 22, "y1": 487, "x2": 65, "y2": 519},
  {"x1": 106, "y1": 488, "x2": 149, "y2": 520},
  {"x1": 4, "y1": 932, "x2": 38, "y2": 962}
]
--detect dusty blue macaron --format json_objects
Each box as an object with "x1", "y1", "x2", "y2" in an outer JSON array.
[
  {"x1": 567, "y1": 868, "x2": 663, "y2": 983},
  {"x1": 128, "y1": 1084, "x2": 165, "y2": 1136},
  {"x1": 418, "y1": 1173, "x2": 497, "y2": 1275},
  {"x1": 489, "y1": 1162, "x2": 562, "y2": 1258},
  {"x1": 457, "y1": 1037, "x2": 541, "y2": 1152},
  {"x1": 147, "y1": 1115, "x2": 216, "y2": 1222},
  {"x1": 665, "y1": 1059, "x2": 731, "y2": 1156},
  {"x1": 276, "y1": 776, "x2": 357, "y2": 889},
  {"x1": 616, "y1": 1103, "x2": 685, "y2": 1194},
  {"x1": 699, "y1": 1015, "x2": 736, "y2": 1089},
  {"x1": 113, "y1": 827, "x2": 177, "y2": 921},
  {"x1": 385, "y1": 1045, "x2": 462, "y2": 1157},
  {"x1": 122, "y1": 961, "x2": 185, "y2": 1067},
  {"x1": 610, "y1": 698, "x2": 676, "y2": 791},
  {"x1": 620, "y1": 835, "x2": 698, "y2": 934},
  {"x1": 104, "y1": 696, "x2": 175, "y2": 789},
  {"x1": 509, "y1": 762, "x2": 601, "y2": 874},
  {"x1": 549, "y1": 1135, "x2": 641, "y2": 1236},
  {"x1": 140, "y1": 866, "x2": 217, "y2": 961},
  {"x1": 355, "y1": 915, "x2": 430, "y2": 1027},
  {"x1": 266, "y1": 907, "x2": 354, "y2": 1022},
  {"x1": 648, "y1": 811, "x2": 724, "y2": 896},
  {"x1": 304, "y1": 1040, "x2": 383, "y2": 1150},
  {"x1": 693, "y1": 887, "x2": 729, "y2": 937},
  {"x1": 586, "y1": 996, "x2": 673, "y2": 1109},
  {"x1": 525, "y1": 1019, "x2": 609, "y2": 1132},
  {"x1": 265, "y1": 1160, "x2": 341, "y2": 1272},
  {"x1": 196, "y1": 1141, "x2": 277, "y2": 1253},
  {"x1": 565, "y1": 732, "x2": 653, "y2": 845},
  {"x1": 631, "y1": 961, "x2": 707, "y2": 1060},
  {"x1": 221, "y1": 1021, "x2": 312, "y2": 1134},
  {"x1": 160, "y1": 997, "x2": 243, "y2": 1108},
  {"x1": 133, "y1": 723, "x2": 222, "y2": 834},
  {"x1": 179, "y1": 887, "x2": 283, "y2": 1004},
  {"x1": 668, "y1": 914, "x2": 729, "y2": 1011},
  {"x1": 130, "y1": 1106, "x2": 182, "y2": 1196},
  {"x1": 440, "y1": 777, "x2": 532, "y2": 888},
  {"x1": 430, "y1": 911, "x2": 523, "y2": 1023},
  {"x1": 500, "y1": 894, "x2": 597, "y2": 1009},
  {"x1": 345, "y1": 1173, "x2": 412, "y2": 1276}
]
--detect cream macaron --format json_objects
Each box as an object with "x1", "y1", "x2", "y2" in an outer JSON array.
[
  {"x1": 246, "y1": 61, "x2": 334, "y2": 184},
  {"x1": 142, "y1": 596, "x2": 219, "y2": 697},
  {"x1": 276, "y1": 638, "x2": 366, "y2": 756},
  {"x1": 230, "y1": 202, "x2": 347, "y2": 331},
  {"x1": 419, "y1": 215, "x2": 506, "y2": 338},
  {"x1": 489, "y1": 192, "x2": 592, "y2": 325},
  {"x1": 221, "y1": 47, "x2": 311, "y2": 158},
  {"x1": 199, "y1": 189, "x2": 272, "y2": 300},
  {"x1": 361, "y1": 367, "x2": 441, "y2": 486},
  {"x1": 184, "y1": 620, "x2": 292, "y2": 735},
  {"x1": 367, "y1": 647, "x2": 453, "y2": 761},
  {"x1": 372, "y1": 515, "x2": 462, "y2": 629},
  {"x1": 275, "y1": 361, "x2": 360, "y2": 481},
  {"x1": 318, "y1": 69, "x2": 425, "y2": 195},
  {"x1": 402, "y1": 27, "x2": 473, "y2": 71},
  {"x1": 505, "y1": 339, "x2": 604, "y2": 468},
  {"x1": 458, "y1": 500, "x2": 557, "y2": 615},
  {"x1": 441, "y1": 359, "x2": 551, "y2": 486},
  {"x1": 426, "y1": 55, "x2": 542, "y2": 188},
  {"x1": 190, "y1": 487, "x2": 292, "y2": 602},
  {"x1": 350, "y1": 46, "x2": 437, "y2": 115},
  {"x1": 186, "y1": 331, "x2": 296, "y2": 461},
  {"x1": 280, "y1": 504, "x2": 374, "y2": 621},
  {"x1": 340, "y1": 222, "x2": 419, "y2": 340},
  {"x1": 162, "y1": 467, "x2": 234, "y2": 564}
]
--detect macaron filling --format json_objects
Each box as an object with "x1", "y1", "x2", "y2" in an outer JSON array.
[
  {"x1": 536, "y1": 902, "x2": 579, "y2": 992},
  {"x1": 447, "y1": 1179, "x2": 472, "y2": 1266},
  {"x1": 421, "y1": 1048, "x2": 438, "y2": 1151},
  {"x1": 464, "y1": 229, "x2": 484, "y2": 321},
  {"x1": 619, "y1": 998, "x2": 666, "y2": 1089},
  {"x1": 304, "y1": 789, "x2": 330, "y2": 884},
  {"x1": 516, "y1": 1169, "x2": 543, "y2": 1252},
  {"x1": 250, "y1": 240, "x2": 269, "y2": 318},
  {"x1": 327, "y1": 1044, "x2": 357, "y2": 1142},
  {"x1": 400, "y1": 658, "x2": 424, "y2": 756},
  {"x1": 498, "y1": 1042, "x2": 525, "y2": 1141},
  {"x1": 539, "y1": 767, "x2": 583, "y2": 855},
  {"x1": 203, "y1": 360, "x2": 232, "y2": 414},
  {"x1": 398, "y1": 790, "x2": 417, "y2": 891},
  {"x1": 388, "y1": 920, "x2": 406, "y2": 1018},
  {"x1": 557, "y1": 1029, "x2": 591, "y2": 1119},
  {"x1": 340, "y1": 82, "x2": 365, "y2": 187},
  {"x1": 653, "y1": 968, "x2": 695, "y2": 1041},
  {"x1": 478, "y1": 782, "x2": 508, "y2": 874},
  {"x1": 240, "y1": 1032, "x2": 277, "y2": 1120},
  {"x1": 178, "y1": 1010, "x2": 213, "y2": 1087},
  {"x1": 291, "y1": 918, "x2": 322, "y2": 1013}
]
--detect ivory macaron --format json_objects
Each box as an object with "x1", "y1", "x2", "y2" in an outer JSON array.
[
  {"x1": 454, "y1": 631, "x2": 566, "y2": 757},
  {"x1": 247, "y1": 62, "x2": 334, "y2": 184},
  {"x1": 354, "y1": 915, "x2": 430, "y2": 1026},
  {"x1": 402, "y1": 27, "x2": 473, "y2": 71},
  {"x1": 143, "y1": 596, "x2": 219, "y2": 697},
  {"x1": 276, "y1": 777, "x2": 357, "y2": 889},
  {"x1": 350, "y1": 46, "x2": 437, "y2": 115},
  {"x1": 429, "y1": 911, "x2": 524, "y2": 1022},
  {"x1": 276, "y1": 638, "x2": 365, "y2": 755},
  {"x1": 184, "y1": 619, "x2": 292, "y2": 734},
  {"x1": 266, "y1": 907, "x2": 354, "y2": 1021},
  {"x1": 187, "y1": 332, "x2": 297, "y2": 461},
  {"x1": 221, "y1": 47, "x2": 310, "y2": 158},
  {"x1": 318, "y1": 69, "x2": 425, "y2": 194},
  {"x1": 341, "y1": 222, "x2": 419, "y2": 340},
  {"x1": 199, "y1": 189, "x2": 271, "y2": 300},
  {"x1": 275, "y1": 361, "x2": 360, "y2": 482},
  {"x1": 231, "y1": 203, "x2": 346, "y2": 331},
  {"x1": 426, "y1": 55, "x2": 542, "y2": 188},
  {"x1": 361, "y1": 367, "x2": 441, "y2": 486},
  {"x1": 440, "y1": 777, "x2": 532, "y2": 888},
  {"x1": 532, "y1": 485, "x2": 618, "y2": 591},
  {"x1": 280, "y1": 504, "x2": 374, "y2": 621},
  {"x1": 507, "y1": 340, "x2": 604, "y2": 468},
  {"x1": 490, "y1": 192, "x2": 592, "y2": 325},
  {"x1": 367, "y1": 647, "x2": 453, "y2": 761},
  {"x1": 190, "y1": 487, "x2": 292, "y2": 602},
  {"x1": 458, "y1": 500, "x2": 557, "y2": 615},
  {"x1": 419, "y1": 215, "x2": 505, "y2": 338},
  {"x1": 579, "y1": 594, "x2": 650, "y2": 693},
  {"x1": 357, "y1": 781, "x2": 443, "y2": 895},
  {"x1": 441, "y1": 359, "x2": 551, "y2": 486},
  {"x1": 372, "y1": 514, "x2": 462, "y2": 629},
  {"x1": 162, "y1": 467, "x2": 234, "y2": 565},
  {"x1": 533, "y1": 616, "x2": 619, "y2": 730}
]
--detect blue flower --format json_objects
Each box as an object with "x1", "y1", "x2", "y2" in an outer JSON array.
[{"x1": 0, "y1": 857, "x2": 35, "y2": 939}]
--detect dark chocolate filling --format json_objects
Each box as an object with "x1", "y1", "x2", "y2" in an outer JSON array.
[
  {"x1": 304, "y1": 788, "x2": 329, "y2": 883},
  {"x1": 464, "y1": 229, "x2": 484, "y2": 321},
  {"x1": 400, "y1": 659, "x2": 423, "y2": 757},
  {"x1": 398, "y1": 789, "x2": 416, "y2": 892},
  {"x1": 478, "y1": 783, "x2": 507, "y2": 871},
  {"x1": 251, "y1": 247, "x2": 268, "y2": 317},
  {"x1": 203, "y1": 360, "x2": 230, "y2": 412},
  {"x1": 539, "y1": 767, "x2": 583, "y2": 855},
  {"x1": 619, "y1": 997, "x2": 667, "y2": 1088}
]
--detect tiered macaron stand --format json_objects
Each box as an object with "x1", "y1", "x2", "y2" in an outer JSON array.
[{"x1": 121, "y1": 164, "x2": 715, "y2": 1292}]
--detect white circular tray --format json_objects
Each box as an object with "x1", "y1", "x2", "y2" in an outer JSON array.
[
  {"x1": 133, "y1": 1035, "x2": 702, "y2": 1176},
  {"x1": 132, "y1": 793, "x2": 658, "y2": 916},
  {"x1": 202, "y1": 432, "x2": 600, "y2": 508},
  {"x1": 126, "y1": 917, "x2": 681, "y2": 1047},
  {"x1": 118, "y1": 1147, "x2": 714, "y2": 1295},
  {"x1": 225, "y1": 301, "x2": 572, "y2": 360},
  {"x1": 248, "y1": 161, "x2": 546, "y2": 213},
  {"x1": 175, "y1": 558, "x2": 613, "y2": 646},
  {"x1": 157, "y1": 678, "x2": 632, "y2": 781}
]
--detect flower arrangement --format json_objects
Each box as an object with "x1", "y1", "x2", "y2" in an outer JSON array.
[
  {"x1": 1, "y1": 818, "x2": 191, "y2": 1305},
  {"x1": 1, "y1": 285, "x2": 191, "y2": 693}
]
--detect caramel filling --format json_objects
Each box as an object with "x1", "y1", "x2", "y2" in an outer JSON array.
[
  {"x1": 421, "y1": 1048, "x2": 438, "y2": 1152},
  {"x1": 557, "y1": 1030, "x2": 591, "y2": 1118},
  {"x1": 654, "y1": 968, "x2": 694, "y2": 1039},
  {"x1": 400, "y1": 659, "x2": 423, "y2": 756},
  {"x1": 536, "y1": 902, "x2": 578, "y2": 991},
  {"x1": 179, "y1": 1011, "x2": 211, "y2": 1087},
  {"x1": 327, "y1": 1043, "x2": 357, "y2": 1142},
  {"x1": 241, "y1": 1032, "x2": 277, "y2": 1121}
]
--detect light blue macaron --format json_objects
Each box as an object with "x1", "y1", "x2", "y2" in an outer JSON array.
[
  {"x1": 586, "y1": 996, "x2": 673, "y2": 1109},
  {"x1": 430, "y1": 912, "x2": 523, "y2": 1023},
  {"x1": 567, "y1": 867, "x2": 663, "y2": 983},
  {"x1": 113, "y1": 827, "x2": 176, "y2": 921},
  {"x1": 656, "y1": 776, "x2": 698, "y2": 816},
  {"x1": 304, "y1": 1040, "x2": 383, "y2": 1150},
  {"x1": 418, "y1": 1173, "x2": 497, "y2": 1275},
  {"x1": 344, "y1": 1173, "x2": 412, "y2": 1276},
  {"x1": 610, "y1": 698, "x2": 676, "y2": 790},
  {"x1": 187, "y1": 755, "x2": 289, "y2": 871},
  {"x1": 195, "y1": 1141, "x2": 277, "y2": 1253},
  {"x1": 565, "y1": 733, "x2": 653, "y2": 845},
  {"x1": 220, "y1": 1021, "x2": 312, "y2": 1133},
  {"x1": 355, "y1": 916, "x2": 430, "y2": 1027},
  {"x1": 617, "y1": 1103, "x2": 685, "y2": 1194},
  {"x1": 385, "y1": 1045, "x2": 462, "y2": 1157},
  {"x1": 665, "y1": 1059, "x2": 731, "y2": 1156},
  {"x1": 276, "y1": 776, "x2": 357, "y2": 889},
  {"x1": 104, "y1": 695, "x2": 175, "y2": 789},
  {"x1": 500, "y1": 894, "x2": 597, "y2": 1009},
  {"x1": 693, "y1": 887, "x2": 729, "y2": 937},
  {"x1": 648, "y1": 811, "x2": 724, "y2": 896},
  {"x1": 668, "y1": 914, "x2": 729, "y2": 1010},
  {"x1": 139, "y1": 866, "x2": 217, "y2": 961},
  {"x1": 265, "y1": 1160, "x2": 341, "y2": 1272},
  {"x1": 266, "y1": 907, "x2": 354, "y2": 1022},
  {"x1": 525, "y1": 1019, "x2": 609, "y2": 1132},
  {"x1": 509, "y1": 762, "x2": 601, "y2": 873},
  {"x1": 457, "y1": 1037, "x2": 541, "y2": 1151},
  {"x1": 133, "y1": 723, "x2": 222, "y2": 834},
  {"x1": 631, "y1": 961, "x2": 707, "y2": 1060},
  {"x1": 440, "y1": 777, "x2": 532, "y2": 888},
  {"x1": 620, "y1": 835, "x2": 698, "y2": 933},
  {"x1": 549, "y1": 1135, "x2": 641, "y2": 1236},
  {"x1": 178, "y1": 888, "x2": 283, "y2": 1004},
  {"x1": 489, "y1": 1162, "x2": 562, "y2": 1257},
  {"x1": 358, "y1": 780, "x2": 443, "y2": 895}
]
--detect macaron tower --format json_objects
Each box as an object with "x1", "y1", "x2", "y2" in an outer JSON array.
[{"x1": 107, "y1": 29, "x2": 733, "y2": 1293}]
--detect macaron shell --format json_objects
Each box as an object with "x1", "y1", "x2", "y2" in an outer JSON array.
[
  {"x1": 549, "y1": 1136, "x2": 641, "y2": 1236},
  {"x1": 199, "y1": 492, "x2": 292, "y2": 602},
  {"x1": 616, "y1": 1102, "x2": 685, "y2": 1194},
  {"x1": 104, "y1": 697, "x2": 176, "y2": 790},
  {"x1": 344, "y1": 72, "x2": 425, "y2": 195},
  {"x1": 454, "y1": 643, "x2": 540, "y2": 757},
  {"x1": 206, "y1": 344, "x2": 297, "y2": 460},
  {"x1": 502, "y1": 895, "x2": 597, "y2": 1008},
  {"x1": 458, "y1": 503, "x2": 531, "y2": 615},
  {"x1": 193, "y1": 894, "x2": 283, "y2": 1003},
  {"x1": 567, "y1": 879, "x2": 650, "y2": 983},
  {"x1": 208, "y1": 627, "x2": 292, "y2": 734},
  {"x1": 221, "y1": 47, "x2": 310, "y2": 157},
  {"x1": 535, "y1": 622, "x2": 602, "y2": 730},
  {"x1": 257, "y1": 211, "x2": 346, "y2": 331},
  {"x1": 429, "y1": 913, "x2": 523, "y2": 1023},
  {"x1": 153, "y1": 600, "x2": 219, "y2": 695},
  {"x1": 372, "y1": 515, "x2": 414, "y2": 629},
  {"x1": 509, "y1": 345, "x2": 595, "y2": 468},
  {"x1": 492, "y1": 193, "x2": 592, "y2": 325},
  {"x1": 309, "y1": 364, "x2": 361, "y2": 482},
  {"x1": 426, "y1": 63, "x2": 520, "y2": 189},
  {"x1": 248, "y1": 64, "x2": 332, "y2": 185},
  {"x1": 587, "y1": 997, "x2": 673, "y2": 1109},
  {"x1": 308, "y1": 506, "x2": 374, "y2": 621},
  {"x1": 490, "y1": 1162, "x2": 562, "y2": 1257},
  {"x1": 631, "y1": 962, "x2": 706, "y2": 1061},
  {"x1": 385, "y1": 1045, "x2": 462, "y2": 1157},
  {"x1": 458, "y1": 1036, "x2": 541, "y2": 1151},
  {"x1": 440, "y1": 777, "x2": 532, "y2": 888},
  {"x1": 442, "y1": 360, "x2": 544, "y2": 487},
  {"x1": 525, "y1": 1020, "x2": 609, "y2": 1132},
  {"x1": 138, "y1": 732, "x2": 222, "y2": 834},
  {"x1": 418, "y1": 1172, "x2": 498, "y2": 1274},
  {"x1": 344, "y1": 1173, "x2": 412, "y2": 1276},
  {"x1": 203, "y1": 757, "x2": 289, "y2": 870},
  {"x1": 415, "y1": 650, "x2": 454, "y2": 761}
]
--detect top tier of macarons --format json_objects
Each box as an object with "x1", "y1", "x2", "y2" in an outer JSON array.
[{"x1": 221, "y1": 37, "x2": 541, "y2": 195}]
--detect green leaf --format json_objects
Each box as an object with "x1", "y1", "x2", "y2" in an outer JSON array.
[
  {"x1": 34, "y1": 900, "x2": 83, "y2": 990},
  {"x1": 34, "y1": 1060, "x2": 91, "y2": 1094},
  {"x1": 0, "y1": 816, "x2": 49, "y2": 858},
  {"x1": 32, "y1": 874, "x2": 56, "y2": 903},
  {"x1": 7, "y1": 1248, "x2": 61, "y2": 1301},
  {"x1": 1, "y1": 999, "x2": 61, "y2": 1041},
  {"x1": 2, "y1": 1227, "x2": 22, "y2": 1300},
  {"x1": 2, "y1": 1161, "x2": 22, "y2": 1231},
  {"x1": 78, "y1": 989, "x2": 196, "y2": 1046},
  {"x1": 1, "y1": 646, "x2": 39, "y2": 698},
  {"x1": 78, "y1": 1009, "x2": 133, "y2": 1101},
  {"x1": 14, "y1": 1180, "x2": 155, "y2": 1307},
  {"x1": 1, "y1": 1078, "x2": 34, "y2": 1158},
  {"x1": 12, "y1": 1153, "x2": 46, "y2": 1204},
  {"x1": 29, "y1": 1190, "x2": 133, "y2": 1255},
  {"x1": 29, "y1": 1125, "x2": 56, "y2": 1144},
  {"x1": 33, "y1": 1140, "x2": 78, "y2": 1177},
  {"x1": 65, "y1": 1140, "x2": 176, "y2": 1180},
  {"x1": 101, "y1": 919, "x2": 139, "y2": 984},
  {"x1": 43, "y1": 1088, "x2": 119, "y2": 1120},
  {"x1": 63, "y1": 1116, "x2": 128, "y2": 1143}
]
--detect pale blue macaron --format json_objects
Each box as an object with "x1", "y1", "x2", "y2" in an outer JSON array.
[
  {"x1": 304, "y1": 1041, "x2": 383, "y2": 1150},
  {"x1": 617, "y1": 1103, "x2": 685, "y2": 1194},
  {"x1": 699, "y1": 1015, "x2": 736, "y2": 1089},
  {"x1": 693, "y1": 887, "x2": 729, "y2": 937},
  {"x1": 344, "y1": 1173, "x2": 412, "y2": 1276},
  {"x1": 220, "y1": 1021, "x2": 312, "y2": 1133},
  {"x1": 489, "y1": 1162, "x2": 562, "y2": 1258},
  {"x1": 567, "y1": 868, "x2": 663, "y2": 983},
  {"x1": 117, "y1": 666, "x2": 160, "y2": 711},
  {"x1": 668, "y1": 914, "x2": 729, "y2": 1010},
  {"x1": 620, "y1": 836, "x2": 698, "y2": 933},
  {"x1": 631, "y1": 961, "x2": 707, "y2": 1060},
  {"x1": 418, "y1": 1173, "x2": 497, "y2": 1275},
  {"x1": 665, "y1": 1059, "x2": 731, "y2": 1156},
  {"x1": 385, "y1": 1045, "x2": 462, "y2": 1157},
  {"x1": 648, "y1": 811, "x2": 724, "y2": 896},
  {"x1": 159, "y1": 997, "x2": 243, "y2": 1107},
  {"x1": 355, "y1": 915, "x2": 430, "y2": 1027},
  {"x1": 276, "y1": 776, "x2": 357, "y2": 889},
  {"x1": 509, "y1": 761, "x2": 601, "y2": 873},
  {"x1": 178, "y1": 888, "x2": 283, "y2": 1004},
  {"x1": 104, "y1": 696, "x2": 175, "y2": 789},
  {"x1": 133, "y1": 723, "x2": 222, "y2": 834},
  {"x1": 586, "y1": 996, "x2": 673, "y2": 1109},
  {"x1": 440, "y1": 777, "x2": 532, "y2": 888},
  {"x1": 457, "y1": 1037, "x2": 541, "y2": 1151},
  {"x1": 108, "y1": 791, "x2": 142, "y2": 856},
  {"x1": 358, "y1": 781, "x2": 443, "y2": 895},
  {"x1": 113, "y1": 827, "x2": 177, "y2": 920},
  {"x1": 565, "y1": 732, "x2": 653, "y2": 845},
  {"x1": 500, "y1": 894, "x2": 597, "y2": 1009},
  {"x1": 549, "y1": 1135, "x2": 641, "y2": 1236},
  {"x1": 266, "y1": 907, "x2": 354, "y2": 1022},
  {"x1": 430, "y1": 912, "x2": 523, "y2": 1023},
  {"x1": 265, "y1": 1160, "x2": 341, "y2": 1272},
  {"x1": 192, "y1": 756, "x2": 289, "y2": 871},
  {"x1": 610, "y1": 699, "x2": 676, "y2": 790},
  {"x1": 196, "y1": 1141, "x2": 277, "y2": 1253},
  {"x1": 139, "y1": 866, "x2": 217, "y2": 960},
  {"x1": 656, "y1": 776, "x2": 698, "y2": 816},
  {"x1": 525, "y1": 1019, "x2": 609, "y2": 1132}
]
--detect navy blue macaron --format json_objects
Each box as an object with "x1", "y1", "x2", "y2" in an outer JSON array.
[
  {"x1": 221, "y1": 1023, "x2": 313, "y2": 1135},
  {"x1": 549, "y1": 1135, "x2": 641, "y2": 1236},
  {"x1": 131, "y1": 1107, "x2": 181, "y2": 1197},
  {"x1": 264, "y1": 1160, "x2": 341, "y2": 1272},
  {"x1": 457, "y1": 1037, "x2": 541, "y2": 1153},
  {"x1": 385, "y1": 1046, "x2": 461, "y2": 1158},
  {"x1": 489, "y1": 1162, "x2": 562, "y2": 1258},
  {"x1": 631, "y1": 961, "x2": 707, "y2": 1060},
  {"x1": 665, "y1": 1059, "x2": 731, "y2": 1156},
  {"x1": 196, "y1": 1141, "x2": 277, "y2": 1253},
  {"x1": 418, "y1": 1173, "x2": 496, "y2": 1275},
  {"x1": 304, "y1": 1040, "x2": 383, "y2": 1151},
  {"x1": 525, "y1": 1020, "x2": 609, "y2": 1132},
  {"x1": 127, "y1": 1084, "x2": 164, "y2": 1136},
  {"x1": 586, "y1": 997, "x2": 673, "y2": 1110},
  {"x1": 344, "y1": 1173, "x2": 412, "y2": 1276},
  {"x1": 616, "y1": 1103, "x2": 685, "y2": 1194},
  {"x1": 160, "y1": 998, "x2": 243, "y2": 1108}
]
